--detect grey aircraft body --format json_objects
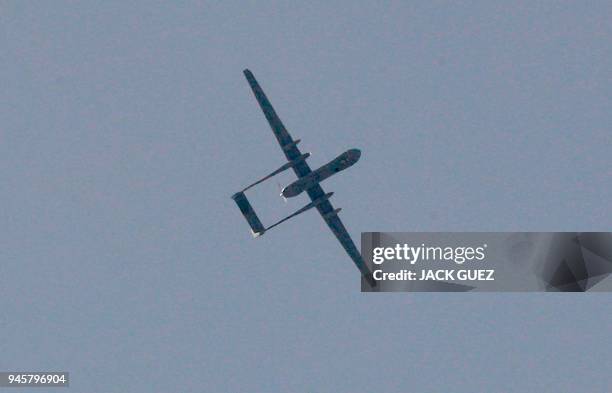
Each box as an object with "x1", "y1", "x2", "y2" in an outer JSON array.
[
  {"x1": 232, "y1": 69, "x2": 376, "y2": 287},
  {"x1": 280, "y1": 149, "x2": 361, "y2": 198}
]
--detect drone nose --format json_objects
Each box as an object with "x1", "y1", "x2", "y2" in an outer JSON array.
[{"x1": 348, "y1": 148, "x2": 361, "y2": 163}]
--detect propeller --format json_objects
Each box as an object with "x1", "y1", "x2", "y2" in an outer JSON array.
[{"x1": 276, "y1": 181, "x2": 287, "y2": 203}]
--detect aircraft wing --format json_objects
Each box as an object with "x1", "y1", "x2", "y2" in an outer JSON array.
[
  {"x1": 306, "y1": 185, "x2": 377, "y2": 287},
  {"x1": 243, "y1": 69, "x2": 311, "y2": 179}
]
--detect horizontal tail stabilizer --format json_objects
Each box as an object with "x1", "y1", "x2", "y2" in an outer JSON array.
[{"x1": 231, "y1": 191, "x2": 266, "y2": 237}]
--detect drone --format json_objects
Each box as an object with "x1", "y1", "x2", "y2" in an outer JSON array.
[{"x1": 232, "y1": 69, "x2": 375, "y2": 287}]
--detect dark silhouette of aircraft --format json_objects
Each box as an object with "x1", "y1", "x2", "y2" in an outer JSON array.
[{"x1": 232, "y1": 69, "x2": 376, "y2": 287}]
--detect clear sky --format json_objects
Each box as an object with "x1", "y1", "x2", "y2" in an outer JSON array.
[{"x1": 2, "y1": 2, "x2": 612, "y2": 392}]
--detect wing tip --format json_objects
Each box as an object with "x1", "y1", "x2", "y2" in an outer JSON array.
[
  {"x1": 243, "y1": 68, "x2": 253, "y2": 78},
  {"x1": 366, "y1": 273, "x2": 377, "y2": 288}
]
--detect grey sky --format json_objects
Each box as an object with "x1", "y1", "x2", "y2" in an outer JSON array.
[{"x1": 2, "y1": 1, "x2": 612, "y2": 392}]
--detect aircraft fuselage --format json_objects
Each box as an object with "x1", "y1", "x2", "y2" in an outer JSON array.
[{"x1": 281, "y1": 149, "x2": 361, "y2": 198}]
